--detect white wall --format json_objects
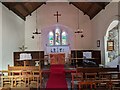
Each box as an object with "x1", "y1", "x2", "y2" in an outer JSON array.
[
  {"x1": 25, "y1": 11, "x2": 39, "y2": 51},
  {"x1": 0, "y1": 3, "x2": 2, "y2": 70},
  {"x1": 2, "y1": 5, "x2": 25, "y2": 70},
  {"x1": 119, "y1": 23, "x2": 120, "y2": 56},
  {"x1": 25, "y1": 2, "x2": 92, "y2": 51},
  {"x1": 91, "y1": 2, "x2": 119, "y2": 64}
]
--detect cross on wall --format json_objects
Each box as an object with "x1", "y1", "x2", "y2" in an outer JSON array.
[{"x1": 54, "y1": 11, "x2": 61, "y2": 23}]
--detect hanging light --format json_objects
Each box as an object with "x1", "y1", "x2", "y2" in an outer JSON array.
[
  {"x1": 33, "y1": 9, "x2": 41, "y2": 35},
  {"x1": 75, "y1": 9, "x2": 84, "y2": 38},
  {"x1": 32, "y1": 35, "x2": 34, "y2": 39}
]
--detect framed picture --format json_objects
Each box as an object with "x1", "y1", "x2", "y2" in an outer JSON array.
[
  {"x1": 97, "y1": 40, "x2": 100, "y2": 47},
  {"x1": 107, "y1": 40, "x2": 114, "y2": 51}
]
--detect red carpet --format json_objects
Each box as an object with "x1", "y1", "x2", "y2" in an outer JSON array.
[{"x1": 46, "y1": 64, "x2": 68, "y2": 90}]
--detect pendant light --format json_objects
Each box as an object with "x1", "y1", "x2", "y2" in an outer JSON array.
[
  {"x1": 33, "y1": 10, "x2": 41, "y2": 35},
  {"x1": 75, "y1": 9, "x2": 84, "y2": 38}
]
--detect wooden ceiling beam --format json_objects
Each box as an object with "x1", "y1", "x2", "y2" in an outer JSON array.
[
  {"x1": 70, "y1": 2, "x2": 91, "y2": 19},
  {"x1": 84, "y1": 3, "x2": 94, "y2": 15},
  {"x1": 90, "y1": 8, "x2": 101, "y2": 20},
  {"x1": 2, "y1": 2, "x2": 18, "y2": 10},
  {"x1": 2, "y1": 2, "x2": 25, "y2": 20},
  {"x1": 25, "y1": 2, "x2": 46, "y2": 17},
  {"x1": 95, "y1": 2, "x2": 106, "y2": 9},
  {"x1": 12, "y1": 8, "x2": 26, "y2": 20},
  {"x1": 2, "y1": 2, "x2": 109, "y2": 21},
  {"x1": 20, "y1": 3, "x2": 31, "y2": 16}
]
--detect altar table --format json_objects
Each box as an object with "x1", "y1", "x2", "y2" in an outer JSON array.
[{"x1": 50, "y1": 53, "x2": 65, "y2": 64}]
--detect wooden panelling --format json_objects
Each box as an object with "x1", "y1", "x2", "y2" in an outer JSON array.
[
  {"x1": 13, "y1": 51, "x2": 44, "y2": 66},
  {"x1": 71, "y1": 50, "x2": 101, "y2": 67}
]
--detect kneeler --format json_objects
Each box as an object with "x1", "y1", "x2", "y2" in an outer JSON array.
[{"x1": 46, "y1": 64, "x2": 68, "y2": 90}]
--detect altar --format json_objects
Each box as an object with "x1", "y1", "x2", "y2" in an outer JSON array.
[
  {"x1": 50, "y1": 53, "x2": 65, "y2": 64},
  {"x1": 46, "y1": 45, "x2": 70, "y2": 65}
]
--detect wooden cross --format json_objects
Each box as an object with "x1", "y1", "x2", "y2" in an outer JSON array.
[{"x1": 54, "y1": 11, "x2": 61, "y2": 23}]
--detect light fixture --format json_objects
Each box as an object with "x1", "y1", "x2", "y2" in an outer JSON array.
[
  {"x1": 32, "y1": 10, "x2": 41, "y2": 35},
  {"x1": 32, "y1": 35, "x2": 34, "y2": 39},
  {"x1": 75, "y1": 9, "x2": 84, "y2": 38}
]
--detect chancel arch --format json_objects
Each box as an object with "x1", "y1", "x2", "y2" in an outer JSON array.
[{"x1": 41, "y1": 24, "x2": 74, "y2": 63}]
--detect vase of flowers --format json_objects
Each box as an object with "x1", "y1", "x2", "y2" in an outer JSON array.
[{"x1": 19, "y1": 45, "x2": 27, "y2": 51}]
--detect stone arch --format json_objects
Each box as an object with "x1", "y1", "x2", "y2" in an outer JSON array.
[
  {"x1": 41, "y1": 24, "x2": 74, "y2": 54},
  {"x1": 104, "y1": 20, "x2": 119, "y2": 65}
]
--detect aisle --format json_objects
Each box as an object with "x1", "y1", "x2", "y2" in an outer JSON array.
[{"x1": 46, "y1": 64, "x2": 68, "y2": 90}]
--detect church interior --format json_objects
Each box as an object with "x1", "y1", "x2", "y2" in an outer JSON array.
[{"x1": 0, "y1": 0, "x2": 120, "y2": 90}]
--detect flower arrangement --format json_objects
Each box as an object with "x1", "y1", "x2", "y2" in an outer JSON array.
[{"x1": 19, "y1": 45, "x2": 27, "y2": 51}]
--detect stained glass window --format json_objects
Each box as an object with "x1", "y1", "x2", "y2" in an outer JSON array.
[
  {"x1": 55, "y1": 28, "x2": 60, "y2": 45},
  {"x1": 49, "y1": 31, "x2": 54, "y2": 46},
  {"x1": 62, "y1": 31, "x2": 67, "y2": 45},
  {"x1": 48, "y1": 28, "x2": 67, "y2": 46}
]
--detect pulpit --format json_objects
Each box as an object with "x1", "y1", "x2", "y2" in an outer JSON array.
[{"x1": 50, "y1": 53, "x2": 65, "y2": 64}]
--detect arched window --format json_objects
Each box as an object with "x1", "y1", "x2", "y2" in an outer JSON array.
[
  {"x1": 49, "y1": 31, "x2": 54, "y2": 46},
  {"x1": 62, "y1": 31, "x2": 67, "y2": 45},
  {"x1": 55, "y1": 28, "x2": 61, "y2": 45},
  {"x1": 48, "y1": 28, "x2": 67, "y2": 46}
]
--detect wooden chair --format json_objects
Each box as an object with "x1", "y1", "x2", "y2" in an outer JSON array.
[
  {"x1": 71, "y1": 72, "x2": 83, "y2": 89},
  {"x1": 100, "y1": 72, "x2": 120, "y2": 89},
  {"x1": 98, "y1": 72, "x2": 111, "y2": 80},
  {"x1": 78, "y1": 81, "x2": 96, "y2": 90},
  {"x1": 85, "y1": 73, "x2": 97, "y2": 80},
  {"x1": 5, "y1": 65, "x2": 42, "y2": 88},
  {"x1": 0, "y1": 70, "x2": 9, "y2": 76},
  {"x1": 77, "y1": 73, "x2": 97, "y2": 89}
]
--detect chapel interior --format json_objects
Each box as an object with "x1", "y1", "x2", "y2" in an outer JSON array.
[{"x1": 0, "y1": 0, "x2": 120, "y2": 90}]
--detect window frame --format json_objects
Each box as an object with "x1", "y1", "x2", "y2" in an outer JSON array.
[{"x1": 48, "y1": 29, "x2": 68, "y2": 46}]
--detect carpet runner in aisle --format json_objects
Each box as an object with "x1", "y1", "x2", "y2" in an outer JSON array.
[{"x1": 46, "y1": 64, "x2": 68, "y2": 90}]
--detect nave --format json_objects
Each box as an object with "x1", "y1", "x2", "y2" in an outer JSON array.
[
  {"x1": 43, "y1": 64, "x2": 120, "y2": 90},
  {"x1": 0, "y1": 63, "x2": 120, "y2": 90},
  {"x1": 0, "y1": 1, "x2": 120, "y2": 90}
]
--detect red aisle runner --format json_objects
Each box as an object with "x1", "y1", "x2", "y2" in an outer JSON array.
[{"x1": 46, "y1": 64, "x2": 68, "y2": 90}]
